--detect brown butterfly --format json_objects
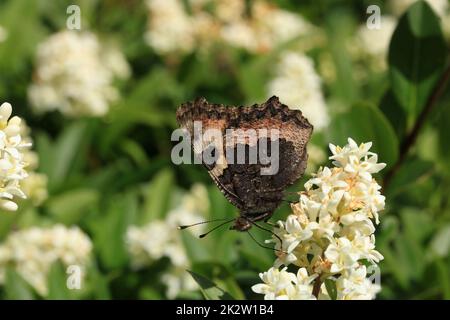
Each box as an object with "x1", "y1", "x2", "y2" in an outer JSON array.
[{"x1": 176, "y1": 96, "x2": 312, "y2": 234}]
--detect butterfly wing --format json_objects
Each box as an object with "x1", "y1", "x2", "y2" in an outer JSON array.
[{"x1": 176, "y1": 96, "x2": 313, "y2": 218}]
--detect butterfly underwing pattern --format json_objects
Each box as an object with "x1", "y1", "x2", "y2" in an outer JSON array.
[{"x1": 176, "y1": 96, "x2": 313, "y2": 231}]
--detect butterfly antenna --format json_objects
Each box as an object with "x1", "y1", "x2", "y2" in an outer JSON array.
[
  {"x1": 199, "y1": 218, "x2": 235, "y2": 238},
  {"x1": 247, "y1": 231, "x2": 286, "y2": 254},
  {"x1": 248, "y1": 220, "x2": 283, "y2": 249},
  {"x1": 177, "y1": 218, "x2": 232, "y2": 230}
]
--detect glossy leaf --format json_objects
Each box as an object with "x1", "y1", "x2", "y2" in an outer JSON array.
[
  {"x1": 5, "y1": 268, "x2": 34, "y2": 300},
  {"x1": 329, "y1": 102, "x2": 399, "y2": 168},
  {"x1": 188, "y1": 270, "x2": 235, "y2": 300},
  {"x1": 388, "y1": 1, "x2": 447, "y2": 117},
  {"x1": 324, "y1": 278, "x2": 337, "y2": 300}
]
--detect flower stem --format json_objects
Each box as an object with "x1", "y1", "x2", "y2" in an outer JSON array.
[{"x1": 312, "y1": 275, "x2": 322, "y2": 298}]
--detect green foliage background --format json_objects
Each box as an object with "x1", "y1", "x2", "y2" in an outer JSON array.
[{"x1": 0, "y1": 0, "x2": 449, "y2": 300}]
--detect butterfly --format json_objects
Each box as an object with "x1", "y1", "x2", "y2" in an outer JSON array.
[{"x1": 176, "y1": 96, "x2": 312, "y2": 233}]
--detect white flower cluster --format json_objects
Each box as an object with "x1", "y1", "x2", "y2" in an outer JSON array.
[
  {"x1": 28, "y1": 30, "x2": 130, "y2": 118},
  {"x1": 356, "y1": 16, "x2": 397, "y2": 61},
  {"x1": 17, "y1": 120, "x2": 48, "y2": 206},
  {"x1": 220, "y1": 0, "x2": 314, "y2": 54},
  {"x1": 126, "y1": 184, "x2": 208, "y2": 298},
  {"x1": 145, "y1": 0, "x2": 313, "y2": 55},
  {"x1": 0, "y1": 224, "x2": 92, "y2": 296},
  {"x1": 0, "y1": 102, "x2": 30, "y2": 211},
  {"x1": 145, "y1": 0, "x2": 196, "y2": 55},
  {"x1": 350, "y1": 15, "x2": 397, "y2": 72},
  {"x1": 268, "y1": 51, "x2": 329, "y2": 131},
  {"x1": 252, "y1": 138, "x2": 385, "y2": 300}
]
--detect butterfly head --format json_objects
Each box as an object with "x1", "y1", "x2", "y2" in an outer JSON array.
[{"x1": 230, "y1": 217, "x2": 252, "y2": 232}]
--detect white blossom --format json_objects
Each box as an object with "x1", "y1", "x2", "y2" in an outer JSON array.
[
  {"x1": 253, "y1": 138, "x2": 385, "y2": 300},
  {"x1": 145, "y1": 0, "x2": 196, "y2": 55},
  {"x1": 348, "y1": 15, "x2": 397, "y2": 74},
  {"x1": 336, "y1": 265, "x2": 381, "y2": 300},
  {"x1": 126, "y1": 184, "x2": 208, "y2": 298},
  {"x1": 162, "y1": 268, "x2": 199, "y2": 299},
  {"x1": 0, "y1": 102, "x2": 30, "y2": 211},
  {"x1": 145, "y1": 0, "x2": 314, "y2": 55},
  {"x1": 268, "y1": 52, "x2": 329, "y2": 130},
  {"x1": 325, "y1": 237, "x2": 360, "y2": 273},
  {"x1": 28, "y1": 30, "x2": 129, "y2": 117},
  {"x1": 126, "y1": 220, "x2": 174, "y2": 268},
  {"x1": 221, "y1": 1, "x2": 313, "y2": 53},
  {"x1": 0, "y1": 225, "x2": 92, "y2": 296},
  {"x1": 252, "y1": 267, "x2": 317, "y2": 300},
  {"x1": 356, "y1": 16, "x2": 397, "y2": 59}
]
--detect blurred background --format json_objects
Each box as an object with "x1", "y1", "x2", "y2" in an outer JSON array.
[{"x1": 0, "y1": 0, "x2": 449, "y2": 299}]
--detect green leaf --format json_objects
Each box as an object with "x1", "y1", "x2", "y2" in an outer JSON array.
[
  {"x1": 326, "y1": 10, "x2": 359, "y2": 103},
  {"x1": 381, "y1": 209, "x2": 433, "y2": 286},
  {"x1": 47, "y1": 262, "x2": 71, "y2": 300},
  {"x1": 141, "y1": 169, "x2": 174, "y2": 223},
  {"x1": 46, "y1": 189, "x2": 99, "y2": 225},
  {"x1": 329, "y1": 102, "x2": 399, "y2": 168},
  {"x1": 0, "y1": 0, "x2": 46, "y2": 74},
  {"x1": 51, "y1": 122, "x2": 89, "y2": 189},
  {"x1": 191, "y1": 262, "x2": 245, "y2": 300},
  {"x1": 139, "y1": 287, "x2": 163, "y2": 300},
  {"x1": 378, "y1": 216, "x2": 399, "y2": 247},
  {"x1": 388, "y1": 0, "x2": 447, "y2": 117},
  {"x1": 324, "y1": 278, "x2": 337, "y2": 300},
  {"x1": 435, "y1": 98, "x2": 450, "y2": 166},
  {"x1": 4, "y1": 268, "x2": 34, "y2": 300},
  {"x1": 35, "y1": 132, "x2": 55, "y2": 182},
  {"x1": 93, "y1": 192, "x2": 138, "y2": 269},
  {"x1": 38, "y1": 121, "x2": 91, "y2": 192},
  {"x1": 180, "y1": 230, "x2": 212, "y2": 262},
  {"x1": 402, "y1": 208, "x2": 433, "y2": 244},
  {"x1": 429, "y1": 224, "x2": 450, "y2": 258},
  {"x1": 87, "y1": 262, "x2": 111, "y2": 300},
  {"x1": 436, "y1": 259, "x2": 450, "y2": 299},
  {"x1": 238, "y1": 50, "x2": 278, "y2": 101},
  {"x1": 187, "y1": 270, "x2": 235, "y2": 300},
  {"x1": 385, "y1": 157, "x2": 433, "y2": 196},
  {"x1": 0, "y1": 211, "x2": 17, "y2": 240},
  {"x1": 119, "y1": 139, "x2": 150, "y2": 167},
  {"x1": 237, "y1": 34, "x2": 308, "y2": 101},
  {"x1": 379, "y1": 90, "x2": 407, "y2": 139}
]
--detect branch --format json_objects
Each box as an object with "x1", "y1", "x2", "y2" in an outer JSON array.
[
  {"x1": 383, "y1": 63, "x2": 450, "y2": 189},
  {"x1": 312, "y1": 275, "x2": 322, "y2": 298}
]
